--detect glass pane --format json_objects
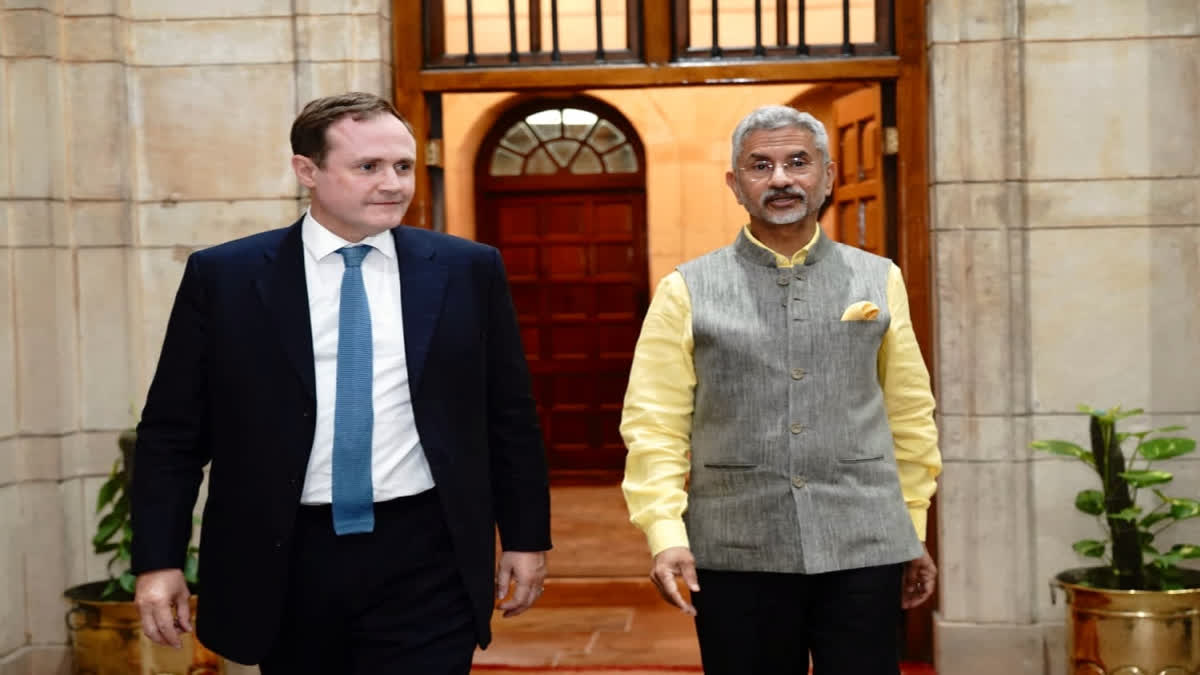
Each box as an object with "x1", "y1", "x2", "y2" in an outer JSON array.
[
  {"x1": 602, "y1": 144, "x2": 638, "y2": 173},
  {"x1": 526, "y1": 109, "x2": 562, "y2": 141},
  {"x1": 490, "y1": 147, "x2": 524, "y2": 176},
  {"x1": 563, "y1": 108, "x2": 598, "y2": 140},
  {"x1": 525, "y1": 147, "x2": 558, "y2": 175},
  {"x1": 570, "y1": 147, "x2": 603, "y2": 174},
  {"x1": 546, "y1": 139, "x2": 581, "y2": 167},
  {"x1": 500, "y1": 122, "x2": 539, "y2": 154},
  {"x1": 587, "y1": 119, "x2": 626, "y2": 153}
]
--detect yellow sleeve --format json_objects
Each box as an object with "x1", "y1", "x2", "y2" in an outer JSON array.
[
  {"x1": 878, "y1": 264, "x2": 942, "y2": 541},
  {"x1": 620, "y1": 271, "x2": 695, "y2": 556}
]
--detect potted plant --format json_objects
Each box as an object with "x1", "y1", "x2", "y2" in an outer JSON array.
[
  {"x1": 1032, "y1": 404, "x2": 1200, "y2": 672},
  {"x1": 63, "y1": 429, "x2": 222, "y2": 675}
]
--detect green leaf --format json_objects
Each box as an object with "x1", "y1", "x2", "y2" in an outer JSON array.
[
  {"x1": 1078, "y1": 404, "x2": 1097, "y2": 415},
  {"x1": 93, "y1": 542, "x2": 119, "y2": 554},
  {"x1": 100, "y1": 579, "x2": 120, "y2": 600},
  {"x1": 118, "y1": 571, "x2": 136, "y2": 594},
  {"x1": 1110, "y1": 506, "x2": 1142, "y2": 521},
  {"x1": 1156, "y1": 552, "x2": 1185, "y2": 568},
  {"x1": 1140, "y1": 512, "x2": 1171, "y2": 528},
  {"x1": 93, "y1": 512, "x2": 123, "y2": 548},
  {"x1": 1119, "y1": 470, "x2": 1173, "y2": 488},
  {"x1": 1112, "y1": 407, "x2": 1145, "y2": 421},
  {"x1": 1137, "y1": 438, "x2": 1196, "y2": 461},
  {"x1": 1170, "y1": 499, "x2": 1200, "y2": 520},
  {"x1": 1168, "y1": 544, "x2": 1200, "y2": 559},
  {"x1": 1142, "y1": 543, "x2": 1160, "y2": 555},
  {"x1": 1156, "y1": 425, "x2": 1187, "y2": 433},
  {"x1": 1074, "y1": 489, "x2": 1105, "y2": 515},
  {"x1": 1073, "y1": 539, "x2": 1106, "y2": 558},
  {"x1": 95, "y1": 477, "x2": 121, "y2": 512},
  {"x1": 1031, "y1": 440, "x2": 1094, "y2": 465}
]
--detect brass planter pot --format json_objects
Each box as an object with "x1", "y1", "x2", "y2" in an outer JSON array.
[
  {"x1": 1054, "y1": 567, "x2": 1200, "y2": 674},
  {"x1": 64, "y1": 582, "x2": 224, "y2": 675}
]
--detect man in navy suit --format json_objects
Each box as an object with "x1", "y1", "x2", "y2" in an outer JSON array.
[{"x1": 130, "y1": 92, "x2": 551, "y2": 674}]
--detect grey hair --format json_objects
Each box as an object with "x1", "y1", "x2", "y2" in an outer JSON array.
[{"x1": 730, "y1": 105, "x2": 831, "y2": 170}]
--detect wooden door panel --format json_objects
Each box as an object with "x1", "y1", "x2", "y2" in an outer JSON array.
[
  {"x1": 483, "y1": 190, "x2": 648, "y2": 477},
  {"x1": 831, "y1": 84, "x2": 887, "y2": 256}
]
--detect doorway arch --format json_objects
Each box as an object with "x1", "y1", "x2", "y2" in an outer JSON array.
[{"x1": 475, "y1": 96, "x2": 648, "y2": 481}]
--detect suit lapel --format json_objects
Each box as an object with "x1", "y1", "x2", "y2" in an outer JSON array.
[
  {"x1": 393, "y1": 227, "x2": 447, "y2": 395},
  {"x1": 256, "y1": 219, "x2": 316, "y2": 401}
]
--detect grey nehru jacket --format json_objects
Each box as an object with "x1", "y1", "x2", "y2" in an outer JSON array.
[{"x1": 676, "y1": 229, "x2": 922, "y2": 574}]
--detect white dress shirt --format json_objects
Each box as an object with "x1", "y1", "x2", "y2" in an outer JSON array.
[{"x1": 299, "y1": 210, "x2": 435, "y2": 504}]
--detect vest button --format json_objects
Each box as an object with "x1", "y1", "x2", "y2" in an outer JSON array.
[
  {"x1": 790, "y1": 422, "x2": 805, "y2": 434},
  {"x1": 791, "y1": 367, "x2": 806, "y2": 380},
  {"x1": 776, "y1": 275, "x2": 790, "y2": 286},
  {"x1": 791, "y1": 475, "x2": 807, "y2": 488}
]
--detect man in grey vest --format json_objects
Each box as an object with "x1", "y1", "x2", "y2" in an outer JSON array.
[{"x1": 620, "y1": 105, "x2": 941, "y2": 674}]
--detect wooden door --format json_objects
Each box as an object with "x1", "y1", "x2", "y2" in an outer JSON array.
[
  {"x1": 482, "y1": 190, "x2": 647, "y2": 480},
  {"x1": 830, "y1": 84, "x2": 887, "y2": 255}
]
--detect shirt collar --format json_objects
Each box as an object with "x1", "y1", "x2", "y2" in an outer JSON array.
[
  {"x1": 742, "y1": 224, "x2": 822, "y2": 267},
  {"x1": 301, "y1": 208, "x2": 397, "y2": 262}
]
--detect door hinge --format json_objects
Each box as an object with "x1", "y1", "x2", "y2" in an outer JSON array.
[
  {"x1": 425, "y1": 139, "x2": 443, "y2": 167},
  {"x1": 883, "y1": 127, "x2": 899, "y2": 156}
]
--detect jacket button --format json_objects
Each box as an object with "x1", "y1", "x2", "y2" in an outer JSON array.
[
  {"x1": 791, "y1": 367, "x2": 806, "y2": 380},
  {"x1": 790, "y1": 422, "x2": 805, "y2": 434},
  {"x1": 791, "y1": 475, "x2": 806, "y2": 488}
]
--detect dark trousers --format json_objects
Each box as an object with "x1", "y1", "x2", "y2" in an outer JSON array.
[
  {"x1": 260, "y1": 489, "x2": 476, "y2": 675},
  {"x1": 692, "y1": 564, "x2": 903, "y2": 675}
]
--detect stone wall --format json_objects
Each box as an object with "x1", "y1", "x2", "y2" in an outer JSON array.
[
  {"x1": 0, "y1": 1, "x2": 394, "y2": 671},
  {"x1": 929, "y1": 1, "x2": 1200, "y2": 673}
]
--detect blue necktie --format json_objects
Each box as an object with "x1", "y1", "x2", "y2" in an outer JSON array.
[{"x1": 332, "y1": 245, "x2": 374, "y2": 534}]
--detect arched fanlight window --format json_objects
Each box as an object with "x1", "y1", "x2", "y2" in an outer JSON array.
[{"x1": 488, "y1": 107, "x2": 639, "y2": 177}]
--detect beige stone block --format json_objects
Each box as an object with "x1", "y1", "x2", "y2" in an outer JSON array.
[
  {"x1": 928, "y1": 0, "x2": 1016, "y2": 43},
  {"x1": 78, "y1": 248, "x2": 133, "y2": 428},
  {"x1": 1149, "y1": 226, "x2": 1200, "y2": 412},
  {"x1": 135, "y1": 247, "x2": 189, "y2": 391},
  {"x1": 295, "y1": 0, "x2": 382, "y2": 15},
  {"x1": 0, "y1": 485, "x2": 24, "y2": 656},
  {"x1": 8, "y1": 59, "x2": 66, "y2": 199},
  {"x1": 71, "y1": 201, "x2": 131, "y2": 246},
  {"x1": 934, "y1": 617, "x2": 1047, "y2": 674},
  {"x1": 125, "y1": 0, "x2": 290, "y2": 19},
  {"x1": 1025, "y1": 39, "x2": 1199, "y2": 181},
  {"x1": 930, "y1": 41, "x2": 1021, "y2": 183},
  {"x1": 0, "y1": 68, "x2": 9, "y2": 200},
  {"x1": 63, "y1": 16, "x2": 123, "y2": 60},
  {"x1": 3, "y1": 0, "x2": 56, "y2": 10},
  {"x1": 1, "y1": 9, "x2": 57, "y2": 57},
  {"x1": 13, "y1": 436, "x2": 62, "y2": 481},
  {"x1": 1029, "y1": 228, "x2": 1151, "y2": 413},
  {"x1": 296, "y1": 61, "x2": 387, "y2": 102},
  {"x1": 60, "y1": 430, "x2": 121, "y2": 479},
  {"x1": 28, "y1": 647, "x2": 69, "y2": 675},
  {"x1": 14, "y1": 249, "x2": 78, "y2": 433},
  {"x1": 937, "y1": 460, "x2": 1034, "y2": 623},
  {"x1": 136, "y1": 199, "x2": 299, "y2": 247},
  {"x1": 64, "y1": 0, "x2": 115, "y2": 16},
  {"x1": 130, "y1": 65, "x2": 296, "y2": 201},
  {"x1": 1027, "y1": 178, "x2": 1200, "y2": 229},
  {"x1": 0, "y1": 253, "x2": 14, "y2": 438},
  {"x1": 6, "y1": 200, "x2": 69, "y2": 246},
  {"x1": 67, "y1": 63, "x2": 129, "y2": 199},
  {"x1": 129, "y1": 18, "x2": 294, "y2": 66},
  {"x1": 938, "y1": 414, "x2": 1030, "y2": 462},
  {"x1": 1025, "y1": 0, "x2": 1198, "y2": 40},
  {"x1": 934, "y1": 229, "x2": 1017, "y2": 415},
  {"x1": 60, "y1": 477, "x2": 90, "y2": 588},
  {"x1": 78, "y1": 475, "x2": 110, "y2": 583},
  {"x1": 0, "y1": 648, "x2": 30, "y2": 675},
  {"x1": 19, "y1": 482, "x2": 68, "y2": 643},
  {"x1": 296, "y1": 14, "x2": 383, "y2": 61},
  {"x1": 932, "y1": 181, "x2": 1023, "y2": 231}
]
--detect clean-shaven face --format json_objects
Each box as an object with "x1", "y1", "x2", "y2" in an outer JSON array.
[{"x1": 293, "y1": 113, "x2": 416, "y2": 242}]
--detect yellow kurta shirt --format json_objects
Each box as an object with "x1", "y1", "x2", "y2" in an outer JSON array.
[{"x1": 620, "y1": 226, "x2": 942, "y2": 556}]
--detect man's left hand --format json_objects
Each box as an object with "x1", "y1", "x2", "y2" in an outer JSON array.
[
  {"x1": 496, "y1": 550, "x2": 548, "y2": 617},
  {"x1": 901, "y1": 548, "x2": 936, "y2": 609}
]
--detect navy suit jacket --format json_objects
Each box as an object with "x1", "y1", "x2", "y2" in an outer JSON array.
[{"x1": 131, "y1": 218, "x2": 551, "y2": 664}]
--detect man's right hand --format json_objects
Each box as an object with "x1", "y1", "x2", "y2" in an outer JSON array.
[
  {"x1": 650, "y1": 546, "x2": 700, "y2": 616},
  {"x1": 134, "y1": 568, "x2": 192, "y2": 648}
]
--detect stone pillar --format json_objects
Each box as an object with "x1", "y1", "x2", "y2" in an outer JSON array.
[{"x1": 930, "y1": 1, "x2": 1200, "y2": 674}]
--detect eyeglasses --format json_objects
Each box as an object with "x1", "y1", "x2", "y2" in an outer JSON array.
[{"x1": 739, "y1": 157, "x2": 817, "y2": 181}]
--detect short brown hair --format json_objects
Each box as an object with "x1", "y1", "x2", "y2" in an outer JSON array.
[{"x1": 290, "y1": 92, "x2": 413, "y2": 166}]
